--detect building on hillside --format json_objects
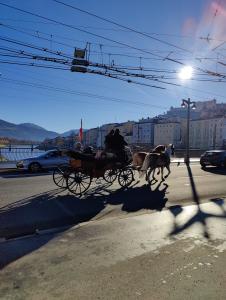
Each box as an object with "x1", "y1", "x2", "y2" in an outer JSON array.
[
  {"x1": 189, "y1": 117, "x2": 226, "y2": 150},
  {"x1": 154, "y1": 121, "x2": 181, "y2": 147},
  {"x1": 164, "y1": 106, "x2": 200, "y2": 120}
]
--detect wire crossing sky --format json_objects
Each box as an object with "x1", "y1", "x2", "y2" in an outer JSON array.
[{"x1": 0, "y1": 0, "x2": 226, "y2": 132}]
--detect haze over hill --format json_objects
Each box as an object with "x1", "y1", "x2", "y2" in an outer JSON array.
[{"x1": 0, "y1": 119, "x2": 59, "y2": 142}]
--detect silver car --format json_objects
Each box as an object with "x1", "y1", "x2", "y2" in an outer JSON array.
[{"x1": 16, "y1": 150, "x2": 70, "y2": 172}]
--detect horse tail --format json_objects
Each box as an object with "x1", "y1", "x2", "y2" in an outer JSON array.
[{"x1": 139, "y1": 153, "x2": 151, "y2": 177}]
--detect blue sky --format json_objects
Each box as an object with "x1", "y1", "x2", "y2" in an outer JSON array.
[{"x1": 1, "y1": 0, "x2": 226, "y2": 133}]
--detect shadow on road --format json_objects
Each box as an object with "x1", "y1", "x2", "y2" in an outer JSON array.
[
  {"x1": 0, "y1": 170, "x2": 52, "y2": 179},
  {"x1": 106, "y1": 181, "x2": 168, "y2": 212},
  {"x1": 0, "y1": 179, "x2": 169, "y2": 269},
  {"x1": 168, "y1": 165, "x2": 226, "y2": 239}
]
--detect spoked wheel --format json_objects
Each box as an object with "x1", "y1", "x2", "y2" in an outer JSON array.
[
  {"x1": 53, "y1": 164, "x2": 72, "y2": 188},
  {"x1": 118, "y1": 168, "x2": 134, "y2": 188},
  {"x1": 103, "y1": 168, "x2": 118, "y2": 183},
  {"x1": 66, "y1": 169, "x2": 91, "y2": 196}
]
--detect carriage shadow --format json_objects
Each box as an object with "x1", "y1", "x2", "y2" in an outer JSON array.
[
  {"x1": 0, "y1": 187, "x2": 106, "y2": 269},
  {"x1": 0, "y1": 178, "x2": 169, "y2": 268},
  {"x1": 104, "y1": 181, "x2": 169, "y2": 212}
]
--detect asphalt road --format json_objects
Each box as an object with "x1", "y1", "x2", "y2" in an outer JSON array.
[
  {"x1": 0, "y1": 163, "x2": 226, "y2": 238},
  {"x1": 1, "y1": 164, "x2": 226, "y2": 299},
  {"x1": 1, "y1": 196, "x2": 226, "y2": 299}
]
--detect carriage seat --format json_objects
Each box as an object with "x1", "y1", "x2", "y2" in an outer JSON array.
[{"x1": 65, "y1": 150, "x2": 96, "y2": 161}]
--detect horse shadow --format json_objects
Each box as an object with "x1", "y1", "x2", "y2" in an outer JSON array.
[{"x1": 168, "y1": 165, "x2": 226, "y2": 239}]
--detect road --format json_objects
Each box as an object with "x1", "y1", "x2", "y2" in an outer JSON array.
[
  {"x1": 1, "y1": 163, "x2": 226, "y2": 299},
  {"x1": 0, "y1": 163, "x2": 226, "y2": 238}
]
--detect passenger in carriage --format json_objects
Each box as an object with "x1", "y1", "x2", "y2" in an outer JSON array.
[
  {"x1": 74, "y1": 142, "x2": 83, "y2": 152},
  {"x1": 104, "y1": 129, "x2": 115, "y2": 152},
  {"x1": 112, "y1": 129, "x2": 128, "y2": 162}
]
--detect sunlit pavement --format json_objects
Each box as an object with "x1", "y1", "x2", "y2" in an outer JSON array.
[
  {"x1": 0, "y1": 198, "x2": 226, "y2": 299},
  {"x1": 0, "y1": 163, "x2": 226, "y2": 239}
]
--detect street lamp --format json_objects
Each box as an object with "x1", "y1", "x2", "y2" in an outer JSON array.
[{"x1": 181, "y1": 98, "x2": 196, "y2": 164}]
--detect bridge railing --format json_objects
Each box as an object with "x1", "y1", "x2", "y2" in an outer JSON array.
[{"x1": 0, "y1": 147, "x2": 45, "y2": 162}]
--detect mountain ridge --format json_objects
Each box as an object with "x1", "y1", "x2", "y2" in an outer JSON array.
[{"x1": 0, "y1": 119, "x2": 58, "y2": 142}]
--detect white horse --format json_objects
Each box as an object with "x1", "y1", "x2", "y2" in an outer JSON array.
[{"x1": 140, "y1": 144, "x2": 171, "y2": 182}]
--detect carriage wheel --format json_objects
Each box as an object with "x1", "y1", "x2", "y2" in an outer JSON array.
[
  {"x1": 118, "y1": 168, "x2": 134, "y2": 187},
  {"x1": 103, "y1": 168, "x2": 118, "y2": 183},
  {"x1": 53, "y1": 164, "x2": 71, "y2": 188},
  {"x1": 66, "y1": 169, "x2": 91, "y2": 195}
]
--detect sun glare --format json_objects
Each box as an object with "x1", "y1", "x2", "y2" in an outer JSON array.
[{"x1": 178, "y1": 66, "x2": 193, "y2": 80}]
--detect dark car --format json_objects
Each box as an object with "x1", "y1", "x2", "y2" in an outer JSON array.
[{"x1": 200, "y1": 150, "x2": 226, "y2": 168}]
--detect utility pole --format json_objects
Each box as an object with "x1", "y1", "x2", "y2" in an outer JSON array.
[
  {"x1": 213, "y1": 123, "x2": 217, "y2": 150},
  {"x1": 181, "y1": 98, "x2": 196, "y2": 165}
]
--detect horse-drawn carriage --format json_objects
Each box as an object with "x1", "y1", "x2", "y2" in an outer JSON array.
[
  {"x1": 52, "y1": 147, "x2": 134, "y2": 196},
  {"x1": 52, "y1": 144, "x2": 172, "y2": 195}
]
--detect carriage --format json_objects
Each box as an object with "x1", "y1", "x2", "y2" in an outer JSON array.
[{"x1": 52, "y1": 148, "x2": 134, "y2": 196}]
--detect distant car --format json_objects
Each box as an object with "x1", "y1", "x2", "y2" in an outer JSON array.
[
  {"x1": 200, "y1": 150, "x2": 226, "y2": 168},
  {"x1": 16, "y1": 150, "x2": 70, "y2": 172}
]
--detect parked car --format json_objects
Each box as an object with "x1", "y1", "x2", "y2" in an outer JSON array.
[
  {"x1": 16, "y1": 150, "x2": 70, "y2": 172},
  {"x1": 200, "y1": 150, "x2": 226, "y2": 168}
]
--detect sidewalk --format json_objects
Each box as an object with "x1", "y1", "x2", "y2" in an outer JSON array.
[
  {"x1": 0, "y1": 162, "x2": 16, "y2": 169},
  {"x1": 171, "y1": 157, "x2": 199, "y2": 163},
  {"x1": 0, "y1": 199, "x2": 226, "y2": 299}
]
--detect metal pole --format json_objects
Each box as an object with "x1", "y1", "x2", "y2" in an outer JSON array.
[{"x1": 185, "y1": 99, "x2": 190, "y2": 164}]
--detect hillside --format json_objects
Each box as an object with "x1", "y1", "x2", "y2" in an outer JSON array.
[{"x1": 0, "y1": 119, "x2": 59, "y2": 142}]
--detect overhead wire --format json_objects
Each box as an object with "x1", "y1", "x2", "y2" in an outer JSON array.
[
  {"x1": 0, "y1": 76, "x2": 167, "y2": 108},
  {"x1": 1, "y1": 1, "x2": 225, "y2": 79},
  {"x1": 52, "y1": 0, "x2": 193, "y2": 54}
]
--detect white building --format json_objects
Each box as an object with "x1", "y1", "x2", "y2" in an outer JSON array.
[
  {"x1": 83, "y1": 127, "x2": 99, "y2": 147},
  {"x1": 154, "y1": 122, "x2": 181, "y2": 146},
  {"x1": 132, "y1": 118, "x2": 156, "y2": 145},
  {"x1": 190, "y1": 117, "x2": 226, "y2": 149}
]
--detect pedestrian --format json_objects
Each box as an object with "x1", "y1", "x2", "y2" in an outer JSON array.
[
  {"x1": 75, "y1": 142, "x2": 82, "y2": 152},
  {"x1": 171, "y1": 144, "x2": 175, "y2": 156}
]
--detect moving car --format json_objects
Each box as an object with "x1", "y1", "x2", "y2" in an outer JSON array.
[
  {"x1": 200, "y1": 150, "x2": 226, "y2": 168},
  {"x1": 16, "y1": 150, "x2": 70, "y2": 172}
]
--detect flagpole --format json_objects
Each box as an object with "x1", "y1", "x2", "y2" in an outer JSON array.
[{"x1": 80, "y1": 118, "x2": 83, "y2": 144}]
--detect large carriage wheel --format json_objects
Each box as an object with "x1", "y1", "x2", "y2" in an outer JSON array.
[
  {"x1": 53, "y1": 164, "x2": 71, "y2": 188},
  {"x1": 118, "y1": 168, "x2": 134, "y2": 187},
  {"x1": 103, "y1": 168, "x2": 118, "y2": 183},
  {"x1": 66, "y1": 169, "x2": 92, "y2": 195}
]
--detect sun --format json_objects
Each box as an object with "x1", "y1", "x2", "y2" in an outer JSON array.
[{"x1": 178, "y1": 66, "x2": 193, "y2": 80}]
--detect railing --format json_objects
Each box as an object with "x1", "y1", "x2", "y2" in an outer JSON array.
[{"x1": 0, "y1": 147, "x2": 45, "y2": 162}]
